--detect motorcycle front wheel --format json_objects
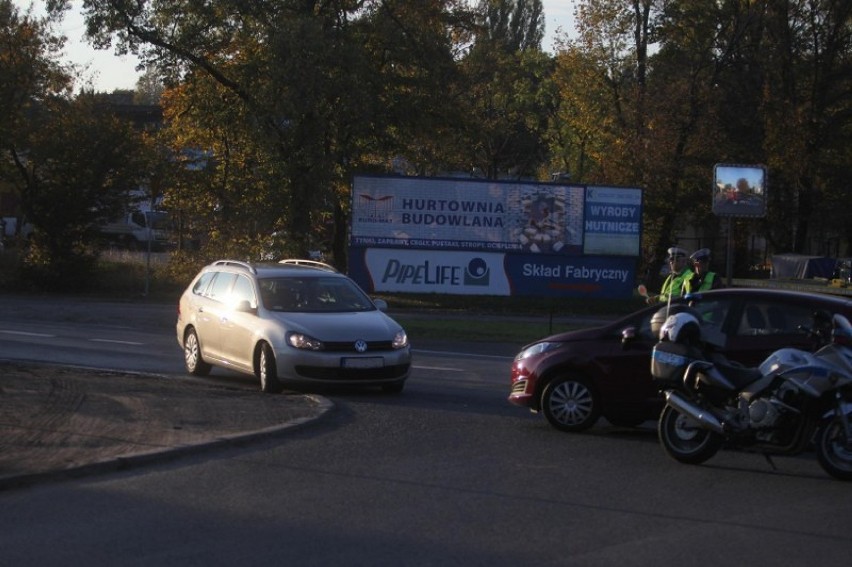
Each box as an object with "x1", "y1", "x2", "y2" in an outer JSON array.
[
  {"x1": 658, "y1": 405, "x2": 722, "y2": 465},
  {"x1": 815, "y1": 415, "x2": 852, "y2": 481}
]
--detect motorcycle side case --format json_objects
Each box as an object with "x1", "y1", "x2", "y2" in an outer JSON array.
[{"x1": 651, "y1": 341, "x2": 704, "y2": 387}]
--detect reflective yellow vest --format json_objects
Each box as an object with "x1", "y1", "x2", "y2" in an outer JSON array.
[
  {"x1": 659, "y1": 269, "x2": 693, "y2": 302},
  {"x1": 694, "y1": 271, "x2": 718, "y2": 292}
]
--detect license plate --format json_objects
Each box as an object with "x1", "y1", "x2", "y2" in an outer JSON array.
[{"x1": 341, "y1": 357, "x2": 384, "y2": 369}]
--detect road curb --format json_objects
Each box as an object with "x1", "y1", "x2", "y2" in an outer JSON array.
[{"x1": 0, "y1": 394, "x2": 335, "y2": 491}]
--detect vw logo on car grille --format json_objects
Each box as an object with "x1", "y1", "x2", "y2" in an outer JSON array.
[{"x1": 354, "y1": 339, "x2": 368, "y2": 353}]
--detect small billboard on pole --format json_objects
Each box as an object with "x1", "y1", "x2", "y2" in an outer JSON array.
[
  {"x1": 713, "y1": 164, "x2": 767, "y2": 286},
  {"x1": 712, "y1": 164, "x2": 767, "y2": 218}
]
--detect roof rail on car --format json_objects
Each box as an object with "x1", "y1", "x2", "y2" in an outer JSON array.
[
  {"x1": 212, "y1": 260, "x2": 257, "y2": 274},
  {"x1": 279, "y1": 259, "x2": 338, "y2": 273}
]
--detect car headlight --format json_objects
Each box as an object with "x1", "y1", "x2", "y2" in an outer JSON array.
[
  {"x1": 393, "y1": 330, "x2": 408, "y2": 349},
  {"x1": 515, "y1": 341, "x2": 563, "y2": 361},
  {"x1": 287, "y1": 332, "x2": 324, "y2": 350}
]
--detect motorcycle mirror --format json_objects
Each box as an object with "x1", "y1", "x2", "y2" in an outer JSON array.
[{"x1": 621, "y1": 326, "x2": 636, "y2": 349}]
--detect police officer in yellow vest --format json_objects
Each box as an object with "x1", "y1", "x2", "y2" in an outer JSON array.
[
  {"x1": 647, "y1": 246, "x2": 693, "y2": 304},
  {"x1": 689, "y1": 248, "x2": 723, "y2": 291}
]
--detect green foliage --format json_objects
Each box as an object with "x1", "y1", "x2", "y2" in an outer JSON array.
[
  {"x1": 393, "y1": 314, "x2": 578, "y2": 345},
  {"x1": 83, "y1": 0, "x2": 492, "y2": 263},
  {"x1": 454, "y1": 41, "x2": 556, "y2": 179},
  {"x1": 2, "y1": 2, "x2": 151, "y2": 284},
  {"x1": 159, "y1": 75, "x2": 287, "y2": 257},
  {"x1": 0, "y1": 249, "x2": 194, "y2": 299},
  {"x1": 0, "y1": 0, "x2": 71, "y2": 140},
  {"x1": 9, "y1": 0, "x2": 850, "y2": 284},
  {"x1": 376, "y1": 291, "x2": 641, "y2": 318},
  {"x1": 133, "y1": 68, "x2": 164, "y2": 104},
  {"x1": 477, "y1": 0, "x2": 545, "y2": 52},
  {"x1": 550, "y1": 0, "x2": 852, "y2": 275},
  {"x1": 755, "y1": 1, "x2": 852, "y2": 254},
  {"x1": 0, "y1": 248, "x2": 22, "y2": 288},
  {"x1": 16, "y1": 246, "x2": 100, "y2": 292},
  {"x1": 9, "y1": 95, "x2": 147, "y2": 269},
  {"x1": 157, "y1": 250, "x2": 207, "y2": 288}
]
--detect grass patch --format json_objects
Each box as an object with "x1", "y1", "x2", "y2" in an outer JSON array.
[
  {"x1": 379, "y1": 292, "x2": 637, "y2": 344},
  {"x1": 392, "y1": 314, "x2": 590, "y2": 346},
  {"x1": 376, "y1": 292, "x2": 641, "y2": 317}
]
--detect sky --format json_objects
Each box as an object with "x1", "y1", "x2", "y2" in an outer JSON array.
[{"x1": 15, "y1": 0, "x2": 576, "y2": 93}]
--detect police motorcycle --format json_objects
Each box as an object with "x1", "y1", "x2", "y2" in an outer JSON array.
[{"x1": 650, "y1": 307, "x2": 852, "y2": 480}]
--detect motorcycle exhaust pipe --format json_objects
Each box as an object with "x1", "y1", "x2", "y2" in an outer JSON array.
[{"x1": 664, "y1": 391, "x2": 725, "y2": 434}]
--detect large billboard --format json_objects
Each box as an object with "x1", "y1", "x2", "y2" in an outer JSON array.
[{"x1": 349, "y1": 175, "x2": 642, "y2": 298}]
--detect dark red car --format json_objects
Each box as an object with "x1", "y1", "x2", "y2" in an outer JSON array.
[{"x1": 509, "y1": 288, "x2": 852, "y2": 432}]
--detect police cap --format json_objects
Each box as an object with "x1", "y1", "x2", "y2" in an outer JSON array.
[{"x1": 666, "y1": 246, "x2": 689, "y2": 261}]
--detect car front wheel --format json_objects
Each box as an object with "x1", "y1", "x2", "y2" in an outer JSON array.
[
  {"x1": 541, "y1": 375, "x2": 601, "y2": 432},
  {"x1": 184, "y1": 328, "x2": 211, "y2": 376},
  {"x1": 257, "y1": 343, "x2": 283, "y2": 394}
]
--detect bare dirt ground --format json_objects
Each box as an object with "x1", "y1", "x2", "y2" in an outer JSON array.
[{"x1": 0, "y1": 362, "x2": 326, "y2": 485}]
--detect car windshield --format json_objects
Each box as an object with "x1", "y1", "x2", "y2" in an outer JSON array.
[
  {"x1": 145, "y1": 211, "x2": 172, "y2": 230},
  {"x1": 637, "y1": 297, "x2": 731, "y2": 343},
  {"x1": 259, "y1": 276, "x2": 375, "y2": 313}
]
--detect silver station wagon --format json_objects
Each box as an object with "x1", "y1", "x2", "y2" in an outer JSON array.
[{"x1": 176, "y1": 259, "x2": 411, "y2": 393}]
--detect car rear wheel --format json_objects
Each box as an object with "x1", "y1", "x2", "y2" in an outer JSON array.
[
  {"x1": 541, "y1": 375, "x2": 601, "y2": 432},
  {"x1": 257, "y1": 343, "x2": 283, "y2": 394},
  {"x1": 184, "y1": 328, "x2": 211, "y2": 376}
]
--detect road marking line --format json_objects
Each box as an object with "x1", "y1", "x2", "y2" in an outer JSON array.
[
  {"x1": 90, "y1": 338, "x2": 145, "y2": 346},
  {"x1": 0, "y1": 329, "x2": 55, "y2": 337}
]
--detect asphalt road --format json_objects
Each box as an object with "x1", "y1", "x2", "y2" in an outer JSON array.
[{"x1": 1, "y1": 294, "x2": 852, "y2": 565}]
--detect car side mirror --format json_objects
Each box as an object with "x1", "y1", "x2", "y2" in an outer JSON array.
[
  {"x1": 234, "y1": 300, "x2": 256, "y2": 313},
  {"x1": 373, "y1": 298, "x2": 388, "y2": 311},
  {"x1": 621, "y1": 326, "x2": 637, "y2": 349}
]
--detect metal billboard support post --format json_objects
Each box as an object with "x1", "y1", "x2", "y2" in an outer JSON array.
[
  {"x1": 144, "y1": 196, "x2": 154, "y2": 297},
  {"x1": 726, "y1": 217, "x2": 733, "y2": 287}
]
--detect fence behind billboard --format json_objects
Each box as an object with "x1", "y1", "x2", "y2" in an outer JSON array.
[{"x1": 348, "y1": 175, "x2": 642, "y2": 299}]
